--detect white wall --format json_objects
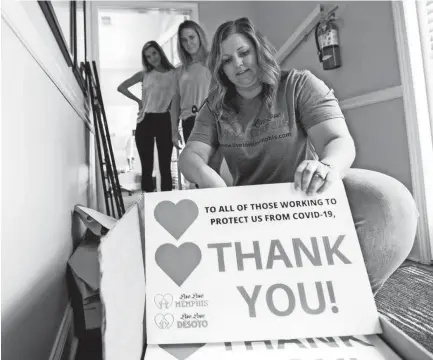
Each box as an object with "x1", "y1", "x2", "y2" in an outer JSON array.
[
  {"x1": 197, "y1": 1, "x2": 257, "y2": 40},
  {"x1": 1, "y1": 0, "x2": 91, "y2": 358},
  {"x1": 252, "y1": 1, "x2": 411, "y2": 188}
]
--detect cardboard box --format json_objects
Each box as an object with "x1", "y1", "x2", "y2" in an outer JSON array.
[
  {"x1": 68, "y1": 205, "x2": 117, "y2": 337},
  {"x1": 92, "y1": 183, "x2": 433, "y2": 360}
]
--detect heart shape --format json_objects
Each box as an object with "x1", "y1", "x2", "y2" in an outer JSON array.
[
  {"x1": 159, "y1": 343, "x2": 206, "y2": 360},
  {"x1": 154, "y1": 294, "x2": 173, "y2": 309},
  {"x1": 155, "y1": 243, "x2": 202, "y2": 287},
  {"x1": 155, "y1": 313, "x2": 174, "y2": 329},
  {"x1": 154, "y1": 200, "x2": 199, "y2": 240}
]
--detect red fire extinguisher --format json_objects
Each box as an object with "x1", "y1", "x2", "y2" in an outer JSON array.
[{"x1": 315, "y1": 17, "x2": 341, "y2": 70}]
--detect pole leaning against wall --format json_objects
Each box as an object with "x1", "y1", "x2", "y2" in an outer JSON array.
[{"x1": 85, "y1": 62, "x2": 125, "y2": 219}]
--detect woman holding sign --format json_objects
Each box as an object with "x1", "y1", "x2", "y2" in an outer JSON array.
[{"x1": 178, "y1": 17, "x2": 418, "y2": 295}]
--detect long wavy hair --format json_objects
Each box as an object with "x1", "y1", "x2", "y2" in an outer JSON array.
[
  {"x1": 141, "y1": 40, "x2": 175, "y2": 72},
  {"x1": 177, "y1": 20, "x2": 209, "y2": 66},
  {"x1": 207, "y1": 17, "x2": 281, "y2": 116}
]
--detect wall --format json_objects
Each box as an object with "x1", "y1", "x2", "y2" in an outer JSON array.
[
  {"x1": 197, "y1": 1, "x2": 258, "y2": 40},
  {"x1": 1, "y1": 0, "x2": 91, "y2": 358},
  {"x1": 253, "y1": 1, "x2": 412, "y2": 191}
]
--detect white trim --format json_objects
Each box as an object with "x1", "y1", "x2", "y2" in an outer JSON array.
[
  {"x1": 49, "y1": 304, "x2": 74, "y2": 360},
  {"x1": 339, "y1": 86, "x2": 403, "y2": 111},
  {"x1": 416, "y1": 1, "x2": 433, "y2": 149},
  {"x1": 392, "y1": 0, "x2": 433, "y2": 264},
  {"x1": 68, "y1": 337, "x2": 79, "y2": 360},
  {"x1": 276, "y1": 4, "x2": 322, "y2": 64},
  {"x1": 158, "y1": 22, "x2": 182, "y2": 46},
  {"x1": 1, "y1": 0, "x2": 93, "y2": 133}
]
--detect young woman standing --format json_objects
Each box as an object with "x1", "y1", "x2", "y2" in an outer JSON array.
[
  {"x1": 171, "y1": 20, "x2": 211, "y2": 148},
  {"x1": 118, "y1": 41, "x2": 176, "y2": 192}
]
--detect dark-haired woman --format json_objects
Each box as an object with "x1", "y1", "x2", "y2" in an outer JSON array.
[{"x1": 118, "y1": 41, "x2": 176, "y2": 192}]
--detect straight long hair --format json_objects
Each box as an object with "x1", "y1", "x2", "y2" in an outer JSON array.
[
  {"x1": 207, "y1": 17, "x2": 281, "y2": 116},
  {"x1": 177, "y1": 20, "x2": 209, "y2": 67},
  {"x1": 141, "y1": 40, "x2": 175, "y2": 72}
]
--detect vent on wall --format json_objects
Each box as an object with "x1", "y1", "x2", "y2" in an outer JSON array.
[{"x1": 101, "y1": 15, "x2": 111, "y2": 25}]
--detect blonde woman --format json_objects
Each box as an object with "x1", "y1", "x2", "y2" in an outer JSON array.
[{"x1": 171, "y1": 20, "x2": 211, "y2": 147}]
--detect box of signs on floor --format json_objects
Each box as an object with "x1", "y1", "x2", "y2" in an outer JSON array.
[
  {"x1": 67, "y1": 205, "x2": 117, "y2": 336},
  {"x1": 92, "y1": 181, "x2": 433, "y2": 360}
]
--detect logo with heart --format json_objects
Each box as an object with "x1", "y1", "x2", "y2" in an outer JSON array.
[
  {"x1": 154, "y1": 200, "x2": 199, "y2": 240},
  {"x1": 155, "y1": 313, "x2": 174, "y2": 329},
  {"x1": 154, "y1": 294, "x2": 173, "y2": 309},
  {"x1": 155, "y1": 243, "x2": 202, "y2": 287},
  {"x1": 159, "y1": 343, "x2": 206, "y2": 360}
]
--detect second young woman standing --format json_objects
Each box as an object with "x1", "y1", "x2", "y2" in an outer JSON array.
[
  {"x1": 171, "y1": 20, "x2": 211, "y2": 148},
  {"x1": 118, "y1": 41, "x2": 176, "y2": 192}
]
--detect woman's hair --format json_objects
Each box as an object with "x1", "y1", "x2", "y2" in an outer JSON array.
[
  {"x1": 141, "y1": 40, "x2": 175, "y2": 72},
  {"x1": 207, "y1": 17, "x2": 281, "y2": 116},
  {"x1": 177, "y1": 20, "x2": 209, "y2": 66}
]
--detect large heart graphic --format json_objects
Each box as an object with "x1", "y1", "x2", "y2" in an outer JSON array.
[
  {"x1": 159, "y1": 343, "x2": 206, "y2": 360},
  {"x1": 155, "y1": 313, "x2": 174, "y2": 329},
  {"x1": 154, "y1": 200, "x2": 199, "y2": 240},
  {"x1": 155, "y1": 243, "x2": 202, "y2": 287},
  {"x1": 154, "y1": 294, "x2": 173, "y2": 309}
]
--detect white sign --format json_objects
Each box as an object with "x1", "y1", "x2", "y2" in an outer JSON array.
[
  {"x1": 144, "y1": 335, "x2": 402, "y2": 360},
  {"x1": 144, "y1": 182, "x2": 381, "y2": 345}
]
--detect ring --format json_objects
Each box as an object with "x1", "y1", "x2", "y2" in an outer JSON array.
[{"x1": 314, "y1": 171, "x2": 326, "y2": 181}]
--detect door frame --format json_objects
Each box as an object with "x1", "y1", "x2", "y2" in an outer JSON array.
[
  {"x1": 392, "y1": 0, "x2": 433, "y2": 264},
  {"x1": 87, "y1": 1, "x2": 199, "y2": 205},
  {"x1": 89, "y1": 1, "x2": 199, "y2": 72}
]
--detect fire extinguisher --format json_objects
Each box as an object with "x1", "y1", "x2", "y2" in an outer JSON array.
[{"x1": 315, "y1": 18, "x2": 341, "y2": 70}]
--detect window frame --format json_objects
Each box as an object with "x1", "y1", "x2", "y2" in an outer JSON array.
[{"x1": 38, "y1": 0, "x2": 87, "y2": 94}]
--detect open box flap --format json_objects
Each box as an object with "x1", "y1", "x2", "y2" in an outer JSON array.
[
  {"x1": 69, "y1": 205, "x2": 118, "y2": 292},
  {"x1": 68, "y1": 241, "x2": 100, "y2": 292},
  {"x1": 74, "y1": 205, "x2": 117, "y2": 236},
  {"x1": 379, "y1": 315, "x2": 433, "y2": 360},
  {"x1": 98, "y1": 196, "x2": 146, "y2": 360}
]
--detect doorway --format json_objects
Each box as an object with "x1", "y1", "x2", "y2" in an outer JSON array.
[{"x1": 91, "y1": 2, "x2": 198, "y2": 197}]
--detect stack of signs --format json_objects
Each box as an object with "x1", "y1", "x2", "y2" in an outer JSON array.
[{"x1": 142, "y1": 181, "x2": 403, "y2": 359}]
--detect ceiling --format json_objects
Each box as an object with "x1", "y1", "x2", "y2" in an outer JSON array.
[{"x1": 98, "y1": 9, "x2": 187, "y2": 69}]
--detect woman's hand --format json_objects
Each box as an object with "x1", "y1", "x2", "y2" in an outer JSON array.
[
  {"x1": 172, "y1": 131, "x2": 183, "y2": 150},
  {"x1": 294, "y1": 160, "x2": 339, "y2": 196}
]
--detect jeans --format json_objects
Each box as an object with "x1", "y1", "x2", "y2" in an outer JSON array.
[
  {"x1": 135, "y1": 112, "x2": 173, "y2": 192},
  {"x1": 343, "y1": 168, "x2": 419, "y2": 295}
]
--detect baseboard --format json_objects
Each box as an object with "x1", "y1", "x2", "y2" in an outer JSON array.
[{"x1": 49, "y1": 303, "x2": 76, "y2": 360}]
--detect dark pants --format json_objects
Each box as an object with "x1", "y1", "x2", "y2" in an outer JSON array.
[
  {"x1": 135, "y1": 112, "x2": 173, "y2": 192},
  {"x1": 182, "y1": 115, "x2": 196, "y2": 143}
]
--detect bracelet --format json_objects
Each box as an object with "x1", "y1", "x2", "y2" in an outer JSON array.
[{"x1": 320, "y1": 160, "x2": 335, "y2": 169}]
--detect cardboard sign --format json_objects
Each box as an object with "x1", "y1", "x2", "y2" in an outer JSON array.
[
  {"x1": 145, "y1": 335, "x2": 402, "y2": 360},
  {"x1": 144, "y1": 181, "x2": 381, "y2": 345}
]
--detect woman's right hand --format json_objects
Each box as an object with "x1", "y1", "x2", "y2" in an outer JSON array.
[{"x1": 172, "y1": 131, "x2": 183, "y2": 150}]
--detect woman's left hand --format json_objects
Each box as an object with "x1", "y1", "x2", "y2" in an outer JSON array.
[{"x1": 294, "y1": 160, "x2": 339, "y2": 196}]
